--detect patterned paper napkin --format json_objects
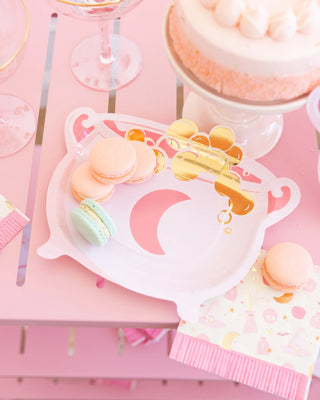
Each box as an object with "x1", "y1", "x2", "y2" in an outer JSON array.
[
  {"x1": 170, "y1": 251, "x2": 320, "y2": 400},
  {"x1": 0, "y1": 194, "x2": 29, "y2": 249}
]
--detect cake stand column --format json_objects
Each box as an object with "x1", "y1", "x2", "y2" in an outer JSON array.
[{"x1": 183, "y1": 92, "x2": 283, "y2": 160}]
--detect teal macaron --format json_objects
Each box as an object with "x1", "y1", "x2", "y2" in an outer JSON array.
[{"x1": 70, "y1": 199, "x2": 116, "y2": 247}]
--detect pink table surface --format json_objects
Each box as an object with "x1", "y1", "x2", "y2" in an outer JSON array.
[{"x1": 0, "y1": 0, "x2": 320, "y2": 328}]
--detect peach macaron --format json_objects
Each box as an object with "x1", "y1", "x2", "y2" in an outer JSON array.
[
  {"x1": 72, "y1": 162, "x2": 115, "y2": 204},
  {"x1": 89, "y1": 137, "x2": 137, "y2": 184},
  {"x1": 262, "y1": 242, "x2": 313, "y2": 293},
  {"x1": 126, "y1": 140, "x2": 157, "y2": 184}
]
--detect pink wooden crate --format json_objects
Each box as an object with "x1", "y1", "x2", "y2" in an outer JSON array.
[
  {"x1": 0, "y1": 378, "x2": 319, "y2": 400},
  {"x1": 0, "y1": 326, "x2": 219, "y2": 380}
]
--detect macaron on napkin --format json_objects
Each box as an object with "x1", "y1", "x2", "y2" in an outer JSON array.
[
  {"x1": 0, "y1": 194, "x2": 29, "y2": 250},
  {"x1": 170, "y1": 249, "x2": 320, "y2": 400}
]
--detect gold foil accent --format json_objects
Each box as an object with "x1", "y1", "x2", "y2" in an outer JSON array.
[
  {"x1": 189, "y1": 134, "x2": 210, "y2": 147},
  {"x1": 172, "y1": 150, "x2": 227, "y2": 181},
  {"x1": 215, "y1": 170, "x2": 254, "y2": 216},
  {"x1": 56, "y1": 0, "x2": 123, "y2": 6},
  {"x1": 225, "y1": 227, "x2": 232, "y2": 234},
  {"x1": 221, "y1": 332, "x2": 240, "y2": 350},
  {"x1": 125, "y1": 129, "x2": 167, "y2": 176},
  {"x1": 273, "y1": 293, "x2": 294, "y2": 304},
  {"x1": 5, "y1": 200, "x2": 15, "y2": 210},
  {"x1": 209, "y1": 126, "x2": 234, "y2": 151},
  {"x1": 217, "y1": 210, "x2": 232, "y2": 225},
  {"x1": 0, "y1": 0, "x2": 30, "y2": 73},
  {"x1": 125, "y1": 128, "x2": 145, "y2": 142},
  {"x1": 167, "y1": 119, "x2": 198, "y2": 143},
  {"x1": 308, "y1": 364, "x2": 314, "y2": 378},
  {"x1": 166, "y1": 119, "x2": 254, "y2": 216},
  {"x1": 153, "y1": 147, "x2": 167, "y2": 175},
  {"x1": 209, "y1": 125, "x2": 243, "y2": 166}
]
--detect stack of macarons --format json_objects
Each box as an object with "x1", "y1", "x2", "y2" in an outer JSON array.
[
  {"x1": 262, "y1": 242, "x2": 313, "y2": 293},
  {"x1": 71, "y1": 136, "x2": 157, "y2": 204},
  {"x1": 70, "y1": 135, "x2": 158, "y2": 247}
]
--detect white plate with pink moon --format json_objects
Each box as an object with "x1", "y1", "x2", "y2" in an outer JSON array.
[{"x1": 38, "y1": 107, "x2": 300, "y2": 322}]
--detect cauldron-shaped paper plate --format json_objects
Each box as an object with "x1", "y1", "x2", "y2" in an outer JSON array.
[{"x1": 38, "y1": 108, "x2": 300, "y2": 321}]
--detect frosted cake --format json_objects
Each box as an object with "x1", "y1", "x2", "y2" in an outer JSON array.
[{"x1": 168, "y1": 0, "x2": 320, "y2": 102}]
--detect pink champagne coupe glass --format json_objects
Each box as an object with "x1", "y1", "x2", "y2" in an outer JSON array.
[
  {"x1": 0, "y1": 0, "x2": 36, "y2": 158},
  {"x1": 47, "y1": 0, "x2": 143, "y2": 91}
]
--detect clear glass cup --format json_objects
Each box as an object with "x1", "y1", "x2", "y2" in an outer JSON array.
[
  {"x1": 47, "y1": 0, "x2": 143, "y2": 91},
  {"x1": 0, "y1": 0, "x2": 36, "y2": 158}
]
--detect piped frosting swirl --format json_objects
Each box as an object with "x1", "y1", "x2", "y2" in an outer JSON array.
[
  {"x1": 239, "y1": 5, "x2": 269, "y2": 39},
  {"x1": 199, "y1": 0, "x2": 320, "y2": 41},
  {"x1": 295, "y1": 0, "x2": 320, "y2": 35},
  {"x1": 214, "y1": 0, "x2": 245, "y2": 27},
  {"x1": 268, "y1": 7, "x2": 297, "y2": 41}
]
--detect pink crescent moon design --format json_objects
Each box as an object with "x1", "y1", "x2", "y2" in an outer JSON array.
[
  {"x1": 130, "y1": 189, "x2": 191, "y2": 255},
  {"x1": 73, "y1": 114, "x2": 94, "y2": 142}
]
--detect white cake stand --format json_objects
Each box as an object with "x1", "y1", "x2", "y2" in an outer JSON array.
[{"x1": 163, "y1": 8, "x2": 307, "y2": 159}]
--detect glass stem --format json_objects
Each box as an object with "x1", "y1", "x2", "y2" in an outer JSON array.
[{"x1": 99, "y1": 21, "x2": 115, "y2": 65}]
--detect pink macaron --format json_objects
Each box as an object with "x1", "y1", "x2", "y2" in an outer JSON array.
[
  {"x1": 262, "y1": 242, "x2": 313, "y2": 293},
  {"x1": 71, "y1": 162, "x2": 115, "y2": 203},
  {"x1": 126, "y1": 140, "x2": 157, "y2": 184},
  {"x1": 89, "y1": 137, "x2": 137, "y2": 184}
]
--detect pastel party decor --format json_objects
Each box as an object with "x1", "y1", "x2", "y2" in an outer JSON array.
[
  {"x1": 38, "y1": 108, "x2": 300, "y2": 321},
  {"x1": 306, "y1": 85, "x2": 320, "y2": 133},
  {"x1": 125, "y1": 141, "x2": 157, "y2": 184},
  {"x1": 262, "y1": 242, "x2": 313, "y2": 293},
  {"x1": 0, "y1": 194, "x2": 29, "y2": 249},
  {"x1": 263, "y1": 308, "x2": 277, "y2": 324},
  {"x1": 71, "y1": 162, "x2": 115, "y2": 203},
  {"x1": 167, "y1": 0, "x2": 320, "y2": 102},
  {"x1": 306, "y1": 85, "x2": 320, "y2": 182},
  {"x1": 122, "y1": 328, "x2": 168, "y2": 347},
  {"x1": 170, "y1": 251, "x2": 320, "y2": 400},
  {"x1": 89, "y1": 137, "x2": 137, "y2": 184},
  {"x1": 257, "y1": 337, "x2": 270, "y2": 355},
  {"x1": 166, "y1": 120, "x2": 254, "y2": 216},
  {"x1": 70, "y1": 199, "x2": 116, "y2": 247}
]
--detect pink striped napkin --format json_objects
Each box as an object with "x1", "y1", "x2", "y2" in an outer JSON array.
[
  {"x1": 0, "y1": 194, "x2": 29, "y2": 249},
  {"x1": 170, "y1": 251, "x2": 320, "y2": 400}
]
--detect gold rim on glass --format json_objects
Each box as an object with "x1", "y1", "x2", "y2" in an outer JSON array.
[
  {"x1": 56, "y1": 0, "x2": 124, "y2": 7},
  {"x1": 0, "y1": 0, "x2": 30, "y2": 72}
]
